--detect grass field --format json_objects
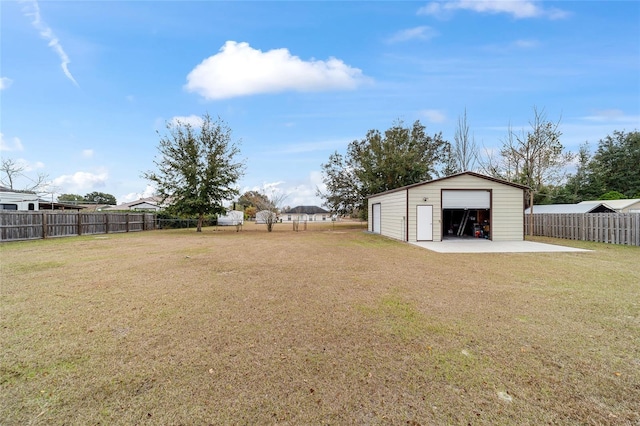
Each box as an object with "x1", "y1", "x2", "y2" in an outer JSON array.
[{"x1": 1, "y1": 222, "x2": 638, "y2": 425}]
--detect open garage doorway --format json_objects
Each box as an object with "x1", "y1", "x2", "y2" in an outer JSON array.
[
  {"x1": 441, "y1": 190, "x2": 491, "y2": 240},
  {"x1": 443, "y1": 208, "x2": 491, "y2": 239}
]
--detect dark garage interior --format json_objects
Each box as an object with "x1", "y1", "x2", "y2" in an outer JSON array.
[{"x1": 443, "y1": 208, "x2": 491, "y2": 239}]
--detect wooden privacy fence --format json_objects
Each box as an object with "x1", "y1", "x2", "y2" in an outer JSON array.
[
  {"x1": 525, "y1": 213, "x2": 640, "y2": 246},
  {"x1": 0, "y1": 212, "x2": 157, "y2": 242}
]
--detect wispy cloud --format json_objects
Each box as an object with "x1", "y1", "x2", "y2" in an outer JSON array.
[
  {"x1": 21, "y1": 0, "x2": 79, "y2": 86},
  {"x1": 81, "y1": 149, "x2": 94, "y2": 159},
  {"x1": 418, "y1": 0, "x2": 570, "y2": 20},
  {"x1": 482, "y1": 38, "x2": 540, "y2": 53},
  {"x1": 387, "y1": 26, "x2": 439, "y2": 44},
  {"x1": 185, "y1": 41, "x2": 370, "y2": 100},
  {"x1": 170, "y1": 115, "x2": 204, "y2": 128},
  {"x1": 579, "y1": 110, "x2": 640, "y2": 124},
  {"x1": 0, "y1": 133, "x2": 24, "y2": 152},
  {"x1": 420, "y1": 109, "x2": 447, "y2": 123},
  {"x1": 0, "y1": 77, "x2": 13, "y2": 90}
]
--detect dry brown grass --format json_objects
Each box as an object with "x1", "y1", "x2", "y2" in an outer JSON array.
[{"x1": 1, "y1": 222, "x2": 639, "y2": 425}]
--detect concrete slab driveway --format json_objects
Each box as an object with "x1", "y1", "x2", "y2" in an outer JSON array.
[{"x1": 411, "y1": 239, "x2": 591, "y2": 253}]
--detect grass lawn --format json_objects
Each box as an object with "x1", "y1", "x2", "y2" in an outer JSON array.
[{"x1": 1, "y1": 222, "x2": 638, "y2": 425}]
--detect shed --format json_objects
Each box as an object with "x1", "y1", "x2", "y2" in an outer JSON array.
[
  {"x1": 578, "y1": 199, "x2": 640, "y2": 213},
  {"x1": 217, "y1": 210, "x2": 244, "y2": 226},
  {"x1": 367, "y1": 172, "x2": 527, "y2": 242},
  {"x1": 524, "y1": 202, "x2": 615, "y2": 214}
]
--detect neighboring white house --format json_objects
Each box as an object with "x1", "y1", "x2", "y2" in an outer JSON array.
[
  {"x1": 367, "y1": 172, "x2": 528, "y2": 242},
  {"x1": 255, "y1": 210, "x2": 277, "y2": 224},
  {"x1": 0, "y1": 187, "x2": 40, "y2": 211},
  {"x1": 281, "y1": 206, "x2": 330, "y2": 222},
  {"x1": 578, "y1": 199, "x2": 640, "y2": 213},
  {"x1": 217, "y1": 210, "x2": 244, "y2": 226}
]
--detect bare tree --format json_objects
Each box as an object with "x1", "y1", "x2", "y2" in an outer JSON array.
[
  {"x1": 255, "y1": 190, "x2": 288, "y2": 232},
  {"x1": 451, "y1": 108, "x2": 479, "y2": 172},
  {"x1": 1, "y1": 158, "x2": 49, "y2": 192},
  {"x1": 495, "y1": 107, "x2": 573, "y2": 234}
]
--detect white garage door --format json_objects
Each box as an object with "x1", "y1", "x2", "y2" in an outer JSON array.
[
  {"x1": 372, "y1": 203, "x2": 381, "y2": 233},
  {"x1": 442, "y1": 190, "x2": 490, "y2": 209}
]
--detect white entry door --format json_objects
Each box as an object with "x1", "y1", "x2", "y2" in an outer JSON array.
[
  {"x1": 372, "y1": 203, "x2": 381, "y2": 233},
  {"x1": 416, "y1": 205, "x2": 433, "y2": 241}
]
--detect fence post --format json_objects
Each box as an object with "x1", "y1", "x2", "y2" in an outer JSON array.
[
  {"x1": 105, "y1": 214, "x2": 109, "y2": 234},
  {"x1": 126, "y1": 213, "x2": 130, "y2": 232},
  {"x1": 77, "y1": 213, "x2": 82, "y2": 236},
  {"x1": 42, "y1": 212, "x2": 47, "y2": 239}
]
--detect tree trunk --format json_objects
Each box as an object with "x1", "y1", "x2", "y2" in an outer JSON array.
[
  {"x1": 529, "y1": 191, "x2": 534, "y2": 236},
  {"x1": 197, "y1": 213, "x2": 203, "y2": 232}
]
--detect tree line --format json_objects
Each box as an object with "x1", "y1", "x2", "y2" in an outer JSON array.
[
  {"x1": 318, "y1": 107, "x2": 639, "y2": 218},
  {"x1": 3, "y1": 110, "x2": 637, "y2": 232}
]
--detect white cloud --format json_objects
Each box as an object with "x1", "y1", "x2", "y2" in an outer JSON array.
[
  {"x1": 241, "y1": 173, "x2": 324, "y2": 207},
  {"x1": 421, "y1": 109, "x2": 447, "y2": 123},
  {"x1": 185, "y1": 41, "x2": 369, "y2": 100},
  {"x1": 0, "y1": 133, "x2": 24, "y2": 152},
  {"x1": 52, "y1": 170, "x2": 108, "y2": 193},
  {"x1": 120, "y1": 184, "x2": 157, "y2": 203},
  {"x1": 21, "y1": 0, "x2": 79, "y2": 86},
  {"x1": 170, "y1": 115, "x2": 204, "y2": 128},
  {"x1": 0, "y1": 77, "x2": 13, "y2": 90},
  {"x1": 24, "y1": 160, "x2": 45, "y2": 172},
  {"x1": 387, "y1": 26, "x2": 439, "y2": 44},
  {"x1": 580, "y1": 109, "x2": 640, "y2": 123},
  {"x1": 81, "y1": 149, "x2": 94, "y2": 158},
  {"x1": 418, "y1": 1, "x2": 569, "y2": 20}
]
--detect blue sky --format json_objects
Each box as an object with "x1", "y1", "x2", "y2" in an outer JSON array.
[{"x1": 1, "y1": 0, "x2": 639, "y2": 206}]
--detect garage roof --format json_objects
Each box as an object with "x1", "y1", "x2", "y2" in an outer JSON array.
[{"x1": 367, "y1": 171, "x2": 529, "y2": 198}]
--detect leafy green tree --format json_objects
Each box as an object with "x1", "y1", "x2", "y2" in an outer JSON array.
[
  {"x1": 318, "y1": 119, "x2": 448, "y2": 218},
  {"x1": 144, "y1": 114, "x2": 244, "y2": 232},
  {"x1": 317, "y1": 152, "x2": 360, "y2": 217},
  {"x1": 600, "y1": 190, "x2": 626, "y2": 200},
  {"x1": 84, "y1": 191, "x2": 117, "y2": 205},
  {"x1": 58, "y1": 194, "x2": 85, "y2": 203},
  {"x1": 238, "y1": 191, "x2": 272, "y2": 209},
  {"x1": 587, "y1": 130, "x2": 640, "y2": 198}
]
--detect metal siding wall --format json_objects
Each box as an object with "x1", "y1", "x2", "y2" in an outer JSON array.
[
  {"x1": 408, "y1": 174, "x2": 524, "y2": 242},
  {"x1": 407, "y1": 186, "x2": 442, "y2": 242},
  {"x1": 368, "y1": 191, "x2": 407, "y2": 241}
]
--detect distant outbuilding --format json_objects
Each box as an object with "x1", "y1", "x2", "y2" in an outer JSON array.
[
  {"x1": 579, "y1": 199, "x2": 640, "y2": 213},
  {"x1": 525, "y1": 202, "x2": 615, "y2": 214}
]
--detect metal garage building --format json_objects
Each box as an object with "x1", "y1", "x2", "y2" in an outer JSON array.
[{"x1": 367, "y1": 172, "x2": 528, "y2": 242}]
